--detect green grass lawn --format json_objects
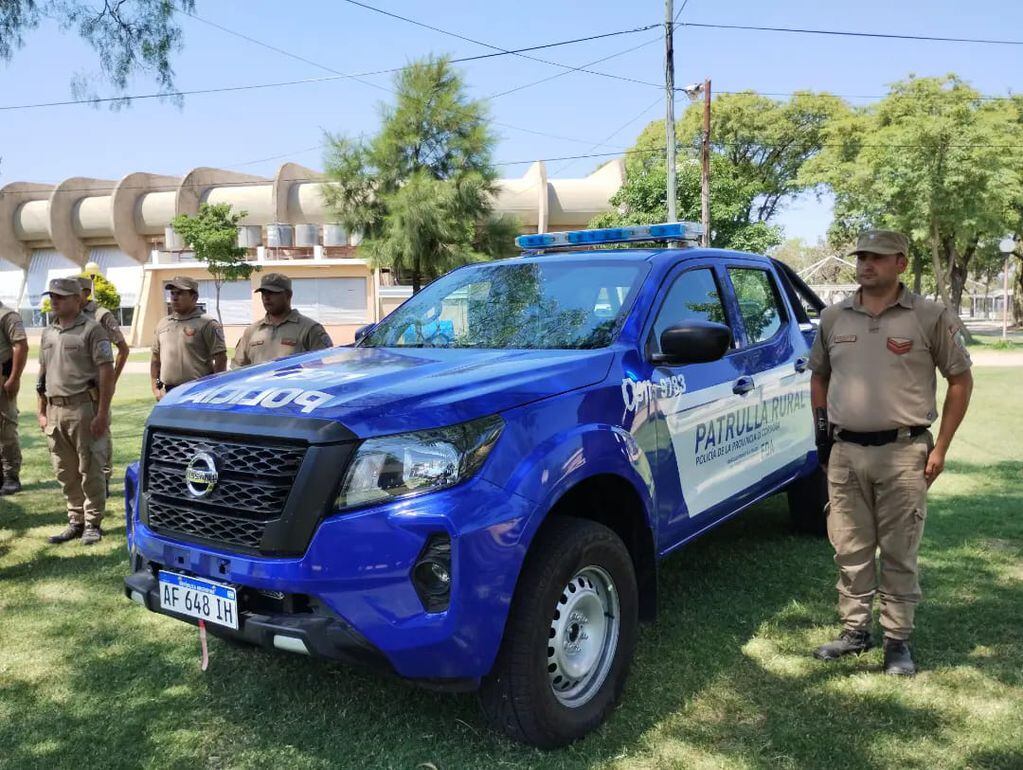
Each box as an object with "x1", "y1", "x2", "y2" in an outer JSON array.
[{"x1": 1, "y1": 370, "x2": 1021, "y2": 769}]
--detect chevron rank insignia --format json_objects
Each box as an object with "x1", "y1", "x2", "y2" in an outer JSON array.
[{"x1": 886, "y1": 336, "x2": 913, "y2": 355}]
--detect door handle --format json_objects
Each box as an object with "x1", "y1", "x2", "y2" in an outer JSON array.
[
  {"x1": 732, "y1": 376, "x2": 755, "y2": 395},
  {"x1": 794, "y1": 356, "x2": 809, "y2": 373}
]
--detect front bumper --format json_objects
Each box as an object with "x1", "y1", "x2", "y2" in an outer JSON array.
[
  {"x1": 126, "y1": 470, "x2": 536, "y2": 682},
  {"x1": 124, "y1": 568, "x2": 395, "y2": 673}
]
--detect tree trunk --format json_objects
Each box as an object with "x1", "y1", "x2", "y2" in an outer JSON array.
[
  {"x1": 412, "y1": 253, "x2": 422, "y2": 294},
  {"x1": 214, "y1": 280, "x2": 223, "y2": 323},
  {"x1": 912, "y1": 249, "x2": 923, "y2": 294},
  {"x1": 929, "y1": 218, "x2": 953, "y2": 308}
]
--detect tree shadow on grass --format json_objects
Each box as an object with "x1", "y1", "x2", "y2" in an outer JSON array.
[{"x1": 1, "y1": 468, "x2": 1020, "y2": 769}]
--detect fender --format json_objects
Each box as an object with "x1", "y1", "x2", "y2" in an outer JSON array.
[{"x1": 484, "y1": 415, "x2": 656, "y2": 552}]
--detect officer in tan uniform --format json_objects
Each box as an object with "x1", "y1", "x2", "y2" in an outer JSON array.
[
  {"x1": 809, "y1": 230, "x2": 973, "y2": 675},
  {"x1": 151, "y1": 276, "x2": 227, "y2": 400},
  {"x1": 37, "y1": 278, "x2": 115, "y2": 545},
  {"x1": 0, "y1": 298, "x2": 28, "y2": 496},
  {"x1": 232, "y1": 273, "x2": 332, "y2": 368},
  {"x1": 79, "y1": 276, "x2": 130, "y2": 489}
]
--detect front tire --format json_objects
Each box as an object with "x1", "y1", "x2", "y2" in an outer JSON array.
[
  {"x1": 787, "y1": 465, "x2": 829, "y2": 536},
  {"x1": 479, "y1": 517, "x2": 638, "y2": 748}
]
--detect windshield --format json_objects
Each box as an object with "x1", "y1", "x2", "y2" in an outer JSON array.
[{"x1": 362, "y1": 260, "x2": 647, "y2": 350}]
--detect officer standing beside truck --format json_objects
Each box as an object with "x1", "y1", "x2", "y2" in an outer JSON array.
[
  {"x1": 150, "y1": 276, "x2": 227, "y2": 400},
  {"x1": 37, "y1": 278, "x2": 115, "y2": 545},
  {"x1": 232, "y1": 273, "x2": 332, "y2": 368},
  {"x1": 809, "y1": 230, "x2": 973, "y2": 676},
  {"x1": 0, "y1": 297, "x2": 28, "y2": 496}
]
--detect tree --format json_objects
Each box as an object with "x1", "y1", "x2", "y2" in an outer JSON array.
[
  {"x1": 171, "y1": 203, "x2": 255, "y2": 323},
  {"x1": 804, "y1": 75, "x2": 1023, "y2": 333},
  {"x1": 0, "y1": 1, "x2": 194, "y2": 99},
  {"x1": 322, "y1": 56, "x2": 517, "y2": 292},
  {"x1": 592, "y1": 91, "x2": 848, "y2": 253}
]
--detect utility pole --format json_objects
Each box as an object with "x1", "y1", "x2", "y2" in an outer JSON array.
[
  {"x1": 700, "y1": 77, "x2": 711, "y2": 246},
  {"x1": 664, "y1": 0, "x2": 677, "y2": 223}
]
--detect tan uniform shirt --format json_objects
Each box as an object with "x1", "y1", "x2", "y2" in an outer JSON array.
[
  {"x1": 232, "y1": 310, "x2": 332, "y2": 368},
  {"x1": 808, "y1": 285, "x2": 972, "y2": 432},
  {"x1": 39, "y1": 314, "x2": 114, "y2": 397},
  {"x1": 0, "y1": 302, "x2": 27, "y2": 367},
  {"x1": 82, "y1": 300, "x2": 126, "y2": 346},
  {"x1": 153, "y1": 309, "x2": 226, "y2": 387}
]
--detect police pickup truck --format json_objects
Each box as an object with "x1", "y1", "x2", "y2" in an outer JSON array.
[{"x1": 123, "y1": 222, "x2": 827, "y2": 748}]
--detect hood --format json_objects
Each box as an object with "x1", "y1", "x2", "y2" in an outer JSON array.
[{"x1": 158, "y1": 345, "x2": 614, "y2": 437}]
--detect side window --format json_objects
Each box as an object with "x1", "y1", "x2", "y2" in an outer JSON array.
[
  {"x1": 649, "y1": 268, "x2": 729, "y2": 354},
  {"x1": 728, "y1": 268, "x2": 784, "y2": 345}
]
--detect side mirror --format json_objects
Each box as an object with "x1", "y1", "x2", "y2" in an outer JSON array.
[
  {"x1": 653, "y1": 320, "x2": 732, "y2": 365},
  {"x1": 354, "y1": 324, "x2": 375, "y2": 343}
]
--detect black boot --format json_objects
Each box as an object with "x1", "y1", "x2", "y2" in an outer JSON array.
[
  {"x1": 81, "y1": 524, "x2": 103, "y2": 545},
  {"x1": 0, "y1": 473, "x2": 20, "y2": 495},
  {"x1": 813, "y1": 628, "x2": 874, "y2": 661},
  {"x1": 883, "y1": 638, "x2": 916, "y2": 676},
  {"x1": 48, "y1": 523, "x2": 84, "y2": 544}
]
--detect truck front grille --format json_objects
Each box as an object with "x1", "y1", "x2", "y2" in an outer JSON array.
[{"x1": 142, "y1": 431, "x2": 308, "y2": 552}]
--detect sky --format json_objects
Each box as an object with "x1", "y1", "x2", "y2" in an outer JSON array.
[{"x1": 1, "y1": 0, "x2": 1021, "y2": 243}]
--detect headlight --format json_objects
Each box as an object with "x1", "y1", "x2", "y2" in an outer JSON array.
[{"x1": 337, "y1": 414, "x2": 504, "y2": 510}]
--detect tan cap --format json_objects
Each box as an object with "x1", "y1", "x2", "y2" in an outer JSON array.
[
  {"x1": 847, "y1": 230, "x2": 910, "y2": 257},
  {"x1": 77, "y1": 276, "x2": 93, "y2": 292},
  {"x1": 164, "y1": 276, "x2": 199, "y2": 291},
  {"x1": 43, "y1": 277, "x2": 81, "y2": 297},
  {"x1": 255, "y1": 272, "x2": 291, "y2": 293}
]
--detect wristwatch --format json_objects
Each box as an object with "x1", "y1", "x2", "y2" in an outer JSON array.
[{"x1": 155, "y1": 379, "x2": 165, "y2": 390}]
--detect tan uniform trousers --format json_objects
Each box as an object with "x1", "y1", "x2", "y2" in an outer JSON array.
[
  {"x1": 0, "y1": 386, "x2": 19, "y2": 477},
  {"x1": 44, "y1": 397, "x2": 108, "y2": 527},
  {"x1": 826, "y1": 433, "x2": 931, "y2": 641}
]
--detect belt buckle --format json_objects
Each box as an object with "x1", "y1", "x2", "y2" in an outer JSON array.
[{"x1": 896, "y1": 427, "x2": 912, "y2": 440}]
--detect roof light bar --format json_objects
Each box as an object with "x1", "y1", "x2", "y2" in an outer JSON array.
[{"x1": 515, "y1": 221, "x2": 704, "y2": 251}]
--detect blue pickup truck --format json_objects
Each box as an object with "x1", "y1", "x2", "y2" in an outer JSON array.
[{"x1": 124, "y1": 223, "x2": 827, "y2": 747}]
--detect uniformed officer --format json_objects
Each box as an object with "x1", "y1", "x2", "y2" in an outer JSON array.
[
  {"x1": 79, "y1": 276, "x2": 129, "y2": 489},
  {"x1": 232, "y1": 273, "x2": 333, "y2": 368},
  {"x1": 151, "y1": 276, "x2": 227, "y2": 400},
  {"x1": 809, "y1": 230, "x2": 973, "y2": 676},
  {"x1": 37, "y1": 278, "x2": 115, "y2": 545},
  {"x1": 0, "y1": 297, "x2": 28, "y2": 496}
]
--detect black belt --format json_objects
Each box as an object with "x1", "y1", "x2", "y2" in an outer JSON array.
[{"x1": 837, "y1": 426, "x2": 928, "y2": 447}]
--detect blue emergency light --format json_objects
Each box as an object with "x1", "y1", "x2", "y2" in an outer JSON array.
[{"x1": 515, "y1": 221, "x2": 704, "y2": 251}]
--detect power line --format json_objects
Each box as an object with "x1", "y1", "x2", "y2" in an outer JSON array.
[
  {"x1": 0, "y1": 23, "x2": 662, "y2": 112},
  {"x1": 487, "y1": 33, "x2": 662, "y2": 99},
  {"x1": 551, "y1": 94, "x2": 663, "y2": 176},
  {"x1": 681, "y1": 21, "x2": 1023, "y2": 46},
  {"x1": 340, "y1": 0, "x2": 661, "y2": 89},
  {"x1": 27, "y1": 133, "x2": 1023, "y2": 195}
]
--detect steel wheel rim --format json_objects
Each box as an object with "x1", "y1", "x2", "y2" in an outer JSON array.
[{"x1": 546, "y1": 565, "x2": 620, "y2": 708}]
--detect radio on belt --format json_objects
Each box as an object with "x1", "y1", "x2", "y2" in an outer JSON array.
[{"x1": 122, "y1": 222, "x2": 827, "y2": 748}]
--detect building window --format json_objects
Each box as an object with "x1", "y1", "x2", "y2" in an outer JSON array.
[
  {"x1": 291, "y1": 277, "x2": 368, "y2": 324},
  {"x1": 196, "y1": 280, "x2": 253, "y2": 324}
]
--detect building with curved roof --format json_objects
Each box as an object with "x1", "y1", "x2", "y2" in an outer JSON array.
[{"x1": 0, "y1": 159, "x2": 624, "y2": 346}]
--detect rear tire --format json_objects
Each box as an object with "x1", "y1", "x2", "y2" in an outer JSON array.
[
  {"x1": 479, "y1": 517, "x2": 638, "y2": 748},
  {"x1": 787, "y1": 465, "x2": 829, "y2": 536}
]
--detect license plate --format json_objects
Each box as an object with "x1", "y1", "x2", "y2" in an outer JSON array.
[{"x1": 158, "y1": 571, "x2": 239, "y2": 630}]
